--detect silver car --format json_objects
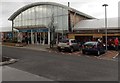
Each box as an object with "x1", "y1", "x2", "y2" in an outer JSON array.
[{"x1": 57, "y1": 39, "x2": 80, "y2": 52}]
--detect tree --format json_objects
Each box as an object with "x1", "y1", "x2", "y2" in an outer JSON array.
[{"x1": 48, "y1": 13, "x2": 56, "y2": 48}]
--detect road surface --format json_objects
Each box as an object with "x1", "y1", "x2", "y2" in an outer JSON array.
[{"x1": 2, "y1": 46, "x2": 118, "y2": 81}]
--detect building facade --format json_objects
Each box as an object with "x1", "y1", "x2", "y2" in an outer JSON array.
[
  {"x1": 68, "y1": 18, "x2": 120, "y2": 43},
  {"x1": 8, "y1": 2, "x2": 94, "y2": 45}
]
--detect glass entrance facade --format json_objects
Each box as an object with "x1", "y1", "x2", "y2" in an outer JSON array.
[
  {"x1": 14, "y1": 5, "x2": 68, "y2": 32},
  {"x1": 12, "y1": 4, "x2": 69, "y2": 44}
]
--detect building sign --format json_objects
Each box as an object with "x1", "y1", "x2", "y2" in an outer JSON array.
[
  {"x1": 93, "y1": 34, "x2": 102, "y2": 38},
  {"x1": 19, "y1": 28, "x2": 48, "y2": 32},
  {"x1": 35, "y1": 28, "x2": 48, "y2": 32},
  {"x1": 19, "y1": 29, "x2": 31, "y2": 32}
]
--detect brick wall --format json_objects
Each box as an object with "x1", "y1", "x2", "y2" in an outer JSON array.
[{"x1": 69, "y1": 11, "x2": 88, "y2": 30}]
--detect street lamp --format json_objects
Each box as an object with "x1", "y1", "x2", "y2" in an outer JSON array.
[{"x1": 102, "y1": 4, "x2": 108, "y2": 51}]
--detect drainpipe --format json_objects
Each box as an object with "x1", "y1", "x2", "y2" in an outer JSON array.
[
  {"x1": 73, "y1": 12, "x2": 76, "y2": 32},
  {"x1": 68, "y1": 2, "x2": 70, "y2": 7},
  {"x1": 68, "y1": 2, "x2": 71, "y2": 33},
  {"x1": 12, "y1": 20, "x2": 14, "y2": 41}
]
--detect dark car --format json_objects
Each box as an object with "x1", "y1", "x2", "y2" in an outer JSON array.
[
  {"x1": 57, "y1": 39, "x2": 80, "y2": 52},
  {"x1": 107, "y1": 44, "x2": 120, "y2": 50},
  {"x1": 82, "y1": 41, "x2": 105, "y2": 56}
]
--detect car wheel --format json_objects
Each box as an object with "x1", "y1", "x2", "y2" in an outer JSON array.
[
  {"x1": 82, "y1": 51, "x2": 86, "y2": 54},
  {"x1": 82, "y1": 52, "x2": 85, "y2": 54},
  {"x1": 58, "y1": 48, "x2": 62, "y2": 52}
]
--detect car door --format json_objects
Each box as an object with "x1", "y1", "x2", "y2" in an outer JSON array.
[
  {"x1": 71, "y1": 40, "x2": 79, "y2": 50},
  {"x1": 75, "y1": 40, "x2": 80, "y2": 50},
  {"x1": 71, "y1": 40, "x2": 75, "y2": 50},
  {"x1": 97, "y1": 43, "x2": 105, "y2": 52}
]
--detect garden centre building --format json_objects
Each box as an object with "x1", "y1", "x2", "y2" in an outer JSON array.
[{"x1": 8, "y1": 2, "x2": 94, "y2": 45}]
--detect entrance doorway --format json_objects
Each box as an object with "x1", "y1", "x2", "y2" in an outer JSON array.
[
  {"x1": 36, "y1": 32, "x2": 48, "y2": 44},
  {"x1": 19, "y1": 29, "x2": 49, "y2": 45}
]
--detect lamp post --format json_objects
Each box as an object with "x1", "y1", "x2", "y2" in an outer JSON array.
[{"x1": 102, "y1": 4, "x2": 108, "y2": 51}]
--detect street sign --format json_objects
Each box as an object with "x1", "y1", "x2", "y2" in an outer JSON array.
[{"x1": 19, "y1": 28, "x2": 48, "y2": 32}]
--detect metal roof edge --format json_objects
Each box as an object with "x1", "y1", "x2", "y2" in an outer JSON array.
[{"x1": 8, "y1": 2, "x2": 95, "y2": 21}]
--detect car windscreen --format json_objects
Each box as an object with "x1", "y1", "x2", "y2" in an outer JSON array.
[
  {"x1": 59, "y1": 39, "x2": 69, "y2": 43},
  {"x1": 84, "y1": 42, "x2": 97, "y2": 46}
]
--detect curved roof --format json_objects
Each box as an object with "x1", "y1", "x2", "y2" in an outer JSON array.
[{"x1": 8, "y1": 2, "x2": 94, "y2": 21}]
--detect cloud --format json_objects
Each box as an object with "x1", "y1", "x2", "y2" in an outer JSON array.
[
  {"x1": 0, "y1": 2, "x2": 29, "y2": 31},
  {"x1": 73, "y1": 0, "x2": 119, "y2": 18}
]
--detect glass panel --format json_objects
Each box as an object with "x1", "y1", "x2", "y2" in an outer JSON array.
[
  {"x1": 31, "y1": 7, "x2": 35, "y2": 26},
  {"x1": 15, "y1": 15, "x2": 19, "y2": 21},
  {"x1": 19, "y1": 14, "x2": 21, "y2": 27},
  {"x1": 28, "y1": 7, "x2": 32, "y2": 26},
  {"x1": 36, "y1": 6, "x2": 39, "y2": 25},
  {"x1": 34, "y1": 6, "x2": 37, "y2": 26},
  {"x1": 24, "y1": 10, "x2": 27, "y2": 26},
  {"x1": 15, "y1": 21, "x2": 19, "y2": 27},
  {"x1": 42, "y1": 18, "x2": 46, "y2": 27},
  {"x1": 42, "y1": 5, "x2": 46, "y2": 26},
  {"x1": 13, "y1": 5, "x2": 68, "y2": 30},
  {"x1": 23, "y1": 10, "x2": 27, "y2": 20},
  {"x1": 46, "y1": 17, "x2": 51, "y2": 27},
  {"x1": 22, "y1": 12, "x2": 24, "y2": 26},
  {"x1": 53, "y1": 6, "x2": 58, "y2": 17},
  {"x1": 57, "y1": 7, "x2": 63, "y2": 16},
  {"x1": 28, "y1": 8, "x2": 32, "y2": 26},
  {"x1": 57, "y1": 16, "x2": 62, "y2": 30},
  {"x1": 38, "y1": 6, "x2": 42, "y2": 19},
  {"x1": 38, "y1": 6, "x2": 42, "y2": 26},
  {"x1": 62, "y1": 15, "x2": 68, "y2": 30},
  {"x1": 42, "y1": 5, "x2": 46, "y2": 18},
  {"x1": 54, "y1": 17, "x2": 58, "y2": 31},
  {"x1": 46, "y1": 5, "x2": 52, "y2": 17},
  {"x1": 13, "y1": 20, "x2": 16, "y2": 27},
  {"x1": 31, "y1": 7, "x2": 35, "y2": 20},
  {"x1": 63, "y1": 8, "x2": 68, "y2": 15},
  {"x1": 19, "y1": 13, "x2": 22, "y2": 26}
]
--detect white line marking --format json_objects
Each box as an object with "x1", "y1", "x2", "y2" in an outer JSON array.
[{"x1": 113, "y1": 53, "x2": 119, "y2": 59}]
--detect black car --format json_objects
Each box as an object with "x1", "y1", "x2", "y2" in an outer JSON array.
[{"x1": 82, "y1": 41, "x2": 105, "y2": 56}]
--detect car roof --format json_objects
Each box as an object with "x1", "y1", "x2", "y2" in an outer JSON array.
[
  {"x1": 84, "y1": 41, "x2": 98, "y2": 44},
  {"x1": 60, "y1": 39, "x2": 75, "y2": 40},
  {"x1": 69, "y1": 39, "x2": 75, "y2": 40},
  {"x1": 86, "y1": 41, "x2": 98, "y2": 43}
]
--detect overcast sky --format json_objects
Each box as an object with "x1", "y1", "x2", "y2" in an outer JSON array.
[{"x1": 0, "y1": 0, "x2": 119, "y2": 31}]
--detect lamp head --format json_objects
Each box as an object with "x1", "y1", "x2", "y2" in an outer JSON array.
[{"x1": 102, "y1": 4, "x2": 108, "y2": 7}]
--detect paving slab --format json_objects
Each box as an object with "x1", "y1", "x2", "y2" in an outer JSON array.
[{"x1": 2, "y1": 66, "x2": 53, "y2": 81}]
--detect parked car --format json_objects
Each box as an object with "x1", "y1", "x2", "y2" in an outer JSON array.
[
  {"x1": 57, "y1": 39, "x2": 80, "y2": 52},
  {"x1": 104, "y1": 43, "x2": 120, "y2": 50},
  {"x1": 82, "y1": 41, "x2": 105, "y2": 56},
  {"x1": 107, "y1": 44, "x2": 115, "y2": 50},
  {"x1": 107, "y1": 39, "x2": 116, "y2": 50}
]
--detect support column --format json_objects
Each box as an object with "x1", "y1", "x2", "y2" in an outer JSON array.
[
  {"x1": 12, "y1": 20, "x2": 14, "y2": 40},
  {"x1": 48, "y1": 30, "x2": 50, "y2": 45},
  {"x1": 31, "y1": 30, "x2": 34, "y2": 44},
  {"x1": 35, "y1": 32, "x2": 37, "y2": 44},
  {"x1": 17, "y1": 32, "x2": 22, "y2": 43},
  {"x1": 40, "y1": 32, "x2": 41, "y2": 44},
  {"x1": 56, "y1": 32, "x2": 59, "y2": 44},
  {"x1": 42, "y1": 32, "x2": 45, "y2": 45}
]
